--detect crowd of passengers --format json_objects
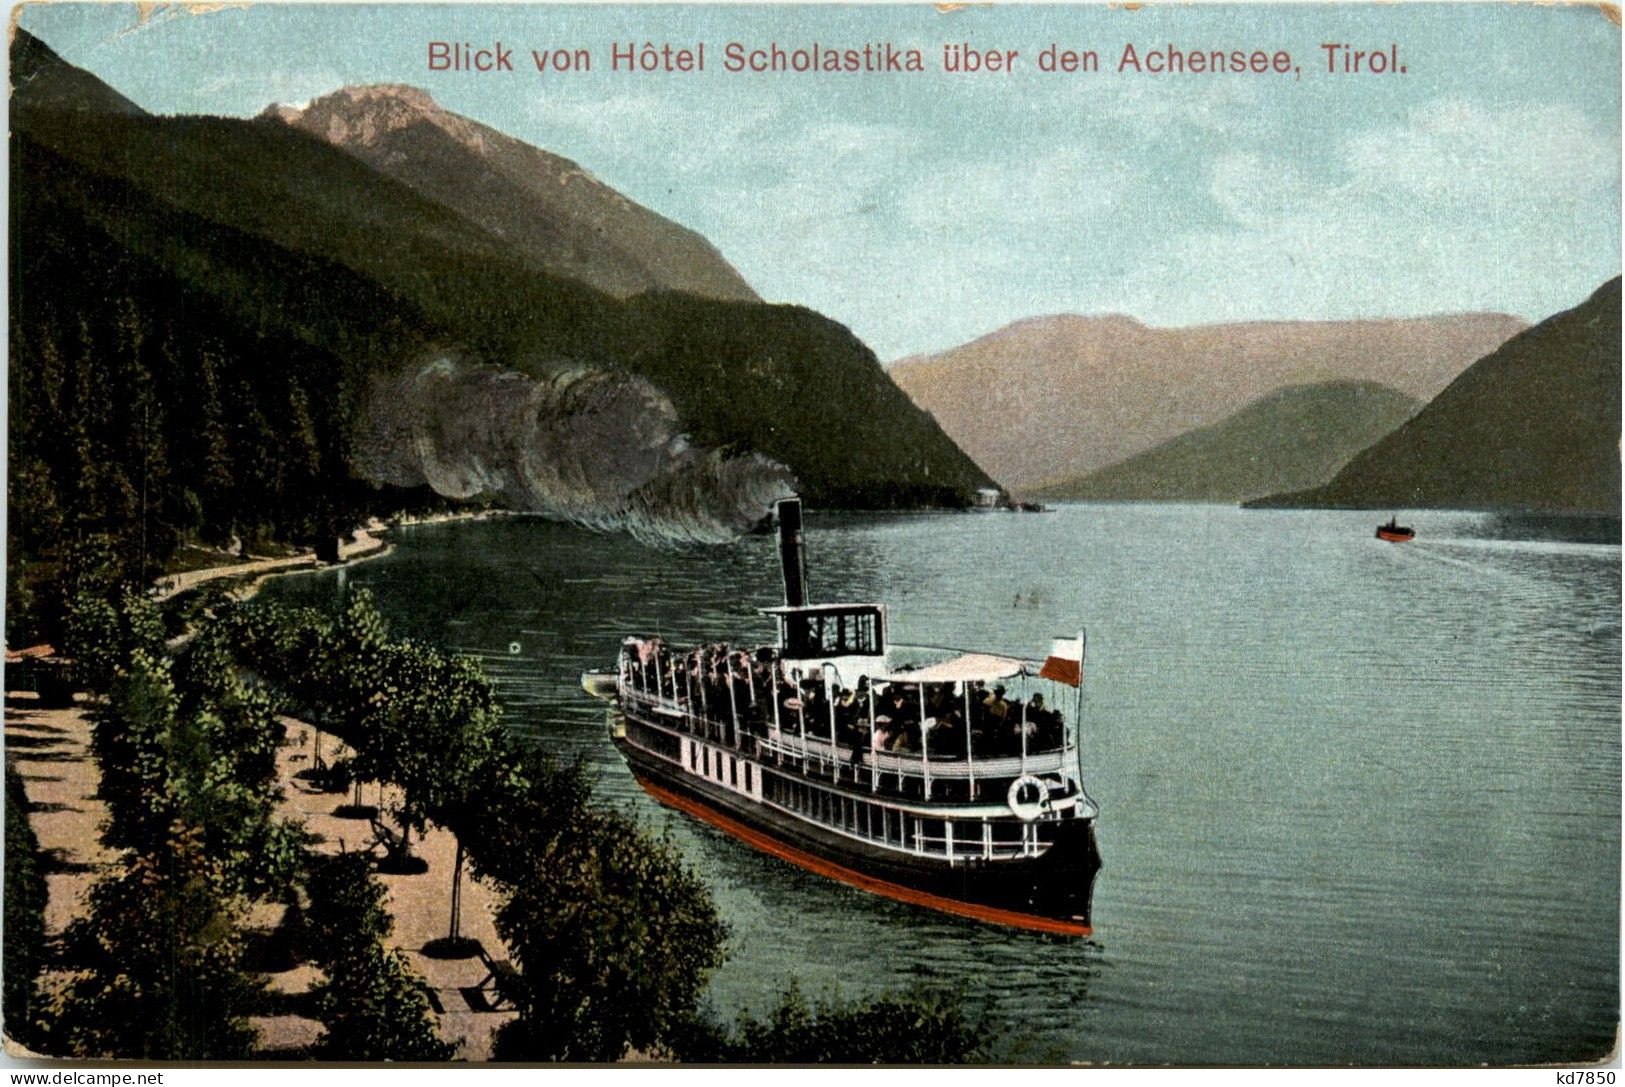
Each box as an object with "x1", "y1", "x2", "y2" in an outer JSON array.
[{"x1": 623, "y1": 640, "x2": 1066, "y2": 758}]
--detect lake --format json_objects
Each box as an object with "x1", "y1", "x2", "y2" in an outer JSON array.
[{"x1": 261, "y1": 503, "x2": 1620, "y2": 1065}]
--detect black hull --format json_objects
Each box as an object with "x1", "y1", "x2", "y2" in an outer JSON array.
[{"x1": 614, "y1": 735, "x2": 1101, "y2": 936}]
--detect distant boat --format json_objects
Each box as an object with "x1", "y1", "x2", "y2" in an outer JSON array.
[{"x1": 1376, "y1": 517, "x2": 1415, "y2": 542}]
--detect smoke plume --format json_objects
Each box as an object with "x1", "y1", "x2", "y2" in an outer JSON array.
[{"x1": 358, "y1": 356, "x2": 796, "y2": 543}]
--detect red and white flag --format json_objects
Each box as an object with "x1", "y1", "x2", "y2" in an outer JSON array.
[{"x1": 1039, "y1": 636, "x2": 1084, "y2": 687}]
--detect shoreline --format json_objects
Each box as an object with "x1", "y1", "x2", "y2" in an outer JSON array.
[
  {"x1": 153, "y1": 508, "x2": 513, "y2": 605},
  {"x1": 232, "y1": 508, "x2": 518, "y2": 601},
  {"x1": 4, "y1": 509, "x2": 522, "y2": 1059},
  {"x1": 155, "y1": 526, "x2": 392, "y2": 604}
]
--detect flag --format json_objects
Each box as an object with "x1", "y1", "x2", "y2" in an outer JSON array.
[{"x1": 1039, "y1": 636, "x2": 1083, "y2": 687}]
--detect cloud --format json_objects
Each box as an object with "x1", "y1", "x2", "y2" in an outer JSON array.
[
  {"x1": 1119, "y1": 95, "x2": 1620, "y2": 324},
  {"x1": 1344, "y1": 99, "x2": 1619, "y2": 206}
]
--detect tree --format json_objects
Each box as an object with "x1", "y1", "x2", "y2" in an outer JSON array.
[
  {"x1": 301, "y1": 851, "x2": 457, "y2": 1061},
  {"x1": 673, "y1": 981, "x2": 988, "y2": 1064},
  {"x1": 93, "y1": 647, "x2": 303, "y2": 903},
  {"x1": 484, "y1": 770, "x2": 728, "y2": 1061},
  {"x1": 54, "y1": 826, "x2": 263, "y2": 1060},
  {"x1": 3, "y1": 767, "x2": 48, "y2": 1048},
  {"x1": 64, "y1": 582, "x2": 164, "y2": 695}
]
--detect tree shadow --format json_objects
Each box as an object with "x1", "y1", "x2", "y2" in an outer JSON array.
[{"x1": 39, "y1": 847, "x2": 95, "y2": 875}]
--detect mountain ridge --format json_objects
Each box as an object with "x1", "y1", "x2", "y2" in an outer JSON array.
[
  {"x1": 1249, "y1": 278, "x2": 1621, "y2": 514},
  {"x1": 8, "y1": 26, "x2": 994, "y2": 645},
  {"x1": 890, "y1": 311, "x2": 1530, "y2": 491},
  {"x1": 262, "y1": 82, "x2": 760, "y2": 304},
  {"x1": 1029, "y1": 380, "x2": 1422, "y2": 502}
]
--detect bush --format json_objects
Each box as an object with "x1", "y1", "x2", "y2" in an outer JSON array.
[
  {"x1": 3, "y1": 766, "x2": 48, "y2": 1048},
  {"x1": 676, "y1": 981, "x2": 988, "y2": 1064},
  {"x1": 64, "y1": 584, "x2": 164, "y2": 695},
  {"x1": 93, "y1": 649, "x2": 303, "y2": 901},
  {"x1": 301, "y1": 852, "x2": 457, "y2": 1061},
  {"x1": 484, "y1": 764, "x2": 728, "y2": 1061},
  {"x1": 54, "y1": 827, "x2": 262, "y2": 1060}
]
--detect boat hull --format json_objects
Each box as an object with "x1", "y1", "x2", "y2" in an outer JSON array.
[
  {"x1": 1376, "y1": 528, "x2": 1415, "y2": 542},
  {"x1": 614, "y1": 734, "x2": 1100, "y2": 936}
]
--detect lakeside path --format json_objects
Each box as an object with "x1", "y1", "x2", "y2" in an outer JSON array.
[
  {"x1": 2, "y1": 694, "x2": 516, "y2": 1060},
  {"x1": 154, "y1": 526, "x2": 390, "y2": 602},
  {"x1": 259, "y1": 720, "x2": 516, "y2": 1058},
  {"x1": 5, "y1": 510, "x2": 527, "y2": 1059}
]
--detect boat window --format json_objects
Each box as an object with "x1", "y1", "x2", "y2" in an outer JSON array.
[{"x1": 781, "y1": 607, "x2": 884, "y2": 658}]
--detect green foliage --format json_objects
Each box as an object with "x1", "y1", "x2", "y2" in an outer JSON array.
[
  {"x1": 486, "y1": 766, "x2": 728, "y2": 1062},
  {"x1": 9, "y1": 128, "x2": 378, "y2": 642},
  {"x1": 55, "y1": 826, "x2": 263, "y2": 1060},
  {"x1": 64, "y1": 581, "x2": 164, "y2": 694},
  {"x1": 225, "y1": 598, "x2": 730, "y2": 1062},
  {"x1": 93, "y1": 645, "x2": 302, "y2": 902},
  {"x1": 3, "y1": 766, "x2": 49, "y2": 1047},
  {"x1": 676, "y1": 981, "x2": 988, "y2": 1064},
  {"x1": 301, "y1": 852, "x2": 457, "y2": 1061}
]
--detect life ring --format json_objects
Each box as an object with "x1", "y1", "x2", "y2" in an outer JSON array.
[{"x1": 1007, "y1": 774, "x2": 1051, "y2": 821}]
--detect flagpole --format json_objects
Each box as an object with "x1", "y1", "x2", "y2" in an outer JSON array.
[{"x1": 1075, "y1": 628, "x2": 1088, "y2": 796}]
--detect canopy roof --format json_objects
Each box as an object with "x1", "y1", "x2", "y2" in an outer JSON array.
[
  {"x1": 759, "y1": 602, "x2": 882, "y2": 615},
  {"x1": 873, "y1": 652, "x2": 1029, "y2": 684}
]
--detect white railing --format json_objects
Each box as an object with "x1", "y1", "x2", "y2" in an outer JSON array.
[{"x1": 757, "y1": 734, "x2": 1069, "y2": 779}]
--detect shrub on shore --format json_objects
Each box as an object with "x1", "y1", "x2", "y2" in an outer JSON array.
[
  {"x1": 301, "y1": 851, "x2": 457, "y2": 1062},
  {"x1": 3, "y1": 765, "x2": 49, "y2": 1049},
  {"x1": 699, "y1": 983, "x2": 987, "y2": 1064}
]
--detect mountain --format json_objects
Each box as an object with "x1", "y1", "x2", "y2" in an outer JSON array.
[
  {"x1": 262, "y1": 84, "x2": 758, "y2": 304},
  {"x1": 1030, "y1": 381, "x2": 1421, "y2": 503},
  {"x1": 1251, "y1": 279, "x2": 1621, "y2": 514},
  {"x1": 889, "y1": 313, "x2": 1529, "y2": 491},
  {"x1": 9, "y1": 28, "x2": 147, "y2": 115},
  {"x1": 8, "y1": 29, "x2": 992, "y2": 640}
]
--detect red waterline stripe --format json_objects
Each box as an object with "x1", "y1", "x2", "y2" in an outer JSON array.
[{"x1": 635, "y1": 775, "x2": 1091, "y2": 937}]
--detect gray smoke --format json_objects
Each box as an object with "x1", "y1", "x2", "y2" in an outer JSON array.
[{"x1": 358, "y1": 356, "x2": 796, "y2": 543}]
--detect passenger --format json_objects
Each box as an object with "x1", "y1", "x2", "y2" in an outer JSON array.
[
  {"x1": 970, "y1": 716, "x2": 997, "y2": 757},
  {"x1": 983, "y1": 685, "x2": 1010, "y2": 723},
  {"x1": 801, "y1": 681, "x2": 826, "y2": 728},
  {"x1": 1031, "y1": 693, "x2": 1064, "y2": 750},
  {"x1": 834, "y1": 687, "x2": 859, "y2": 744},
  {"x1": 967, "y1": 680, "x2": 991, "y2": 729},
  {"x1": 889, "y1": 690, "x2": 917, "y2": 732},
  {"x1": 928, "y1": 711, "x2": 965, "y2": 758}
]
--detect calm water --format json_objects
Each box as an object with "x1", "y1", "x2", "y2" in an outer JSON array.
[{"x1": 262, "y1": 504, "x2": 1621, "y2": 1065}]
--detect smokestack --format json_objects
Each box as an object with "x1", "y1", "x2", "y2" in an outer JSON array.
[{"x1": 776, "y1": 497, "x2": 808, "y2": 607}]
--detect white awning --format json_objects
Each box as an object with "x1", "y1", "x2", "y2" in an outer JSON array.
[{"x1": 873, "y1": 653, "x2": 1029, "y2": 684}]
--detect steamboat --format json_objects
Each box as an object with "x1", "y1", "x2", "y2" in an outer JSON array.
[{"x1": 582, "y1": 498, "x2": 1101, "y2": 935}]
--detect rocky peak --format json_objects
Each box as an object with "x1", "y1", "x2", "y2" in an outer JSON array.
[{"x1": 266, "y1": 84, "x2": 484, "y2": 151}]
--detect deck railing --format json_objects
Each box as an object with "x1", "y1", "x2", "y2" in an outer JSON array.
[
  {"x1": 617, "y1": 640, "x2": 1080, "y2": 801},
  {"x1": 756, "y1": 734, "x2": 1069, "y2": 779}
]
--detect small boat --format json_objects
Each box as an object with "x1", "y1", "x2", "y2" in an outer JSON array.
[
  {"x1": 1376, "y1": 516, "x2": 1415, "y2": 542},
  {"x1": 583, "y1": 497, "x2": 1102, "y2": 935}
]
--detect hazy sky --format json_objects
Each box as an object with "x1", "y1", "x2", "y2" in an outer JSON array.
[{"x1": 19, "y1": 2, "x2": 1621, "y2": 359}]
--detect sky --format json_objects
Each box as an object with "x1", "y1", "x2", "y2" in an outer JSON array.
[{"x1": 17, "y1": 2, "x2": 1622, "y2": 360}]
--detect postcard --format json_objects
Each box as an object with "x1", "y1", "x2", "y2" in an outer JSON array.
[{"x1": 3, "y1": 0, "x2": 1619, "y2": 1068}]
